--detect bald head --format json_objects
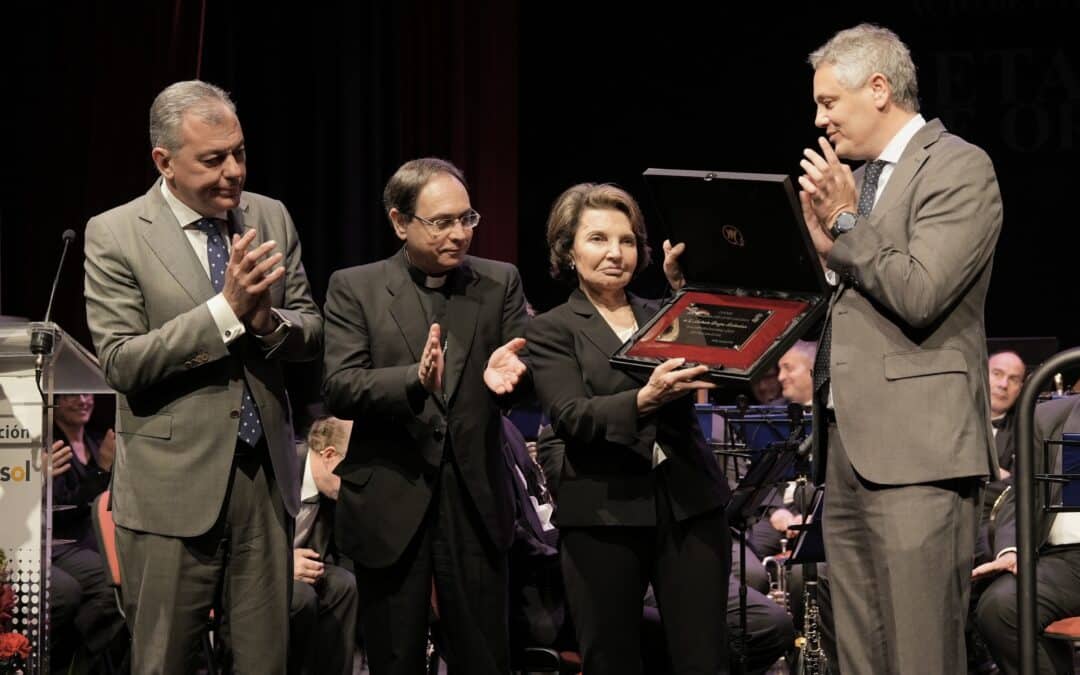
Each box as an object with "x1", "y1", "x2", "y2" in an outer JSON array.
[
  {"x1": 778, "y1": 341, "x2": 817, "y2": 406},
  {"x1": 988, "y1": 351, "x2": 1026, "y2": 417}
]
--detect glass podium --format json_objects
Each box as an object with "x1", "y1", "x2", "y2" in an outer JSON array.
[{"x1": 0, "y1": 322, "x2": 109, "y2": 674}]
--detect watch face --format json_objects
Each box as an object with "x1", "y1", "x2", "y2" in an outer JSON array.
[{"x1": 833, "y1": 212, "x2": 856, "y2": 236}]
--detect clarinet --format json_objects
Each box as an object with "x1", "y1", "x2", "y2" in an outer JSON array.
[{"x1": 795, "y1": 579, "x2": 828, "y2": 675}]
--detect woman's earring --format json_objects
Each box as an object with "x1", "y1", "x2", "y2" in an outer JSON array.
[{"x1": 569, "y1": 260, "x2": 575, "y2": 270}]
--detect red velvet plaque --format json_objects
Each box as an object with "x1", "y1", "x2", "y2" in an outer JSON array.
[
  {"x1": 608, "y1": 169, "x2": 829, "y2": 383},
  {"x1": 622, "y1": 292, "x2": 810, "y2": 372}
]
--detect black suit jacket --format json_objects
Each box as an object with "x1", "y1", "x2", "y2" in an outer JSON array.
[
  {"x1": 52, "y1": 427, "x2": 110, "y2": 553},
  {"x1": 294, "y1": 444, "x2": 341, "y2": 567},
  {"x1": 525, "y1": 289, "x2": 729, "y2": 527},
  {"x1": 323, "y1": 250, "x2": 530, "y2": 567},
  {"x1": 983, "y1": 410, "x2": 1017, "y2": 513},
  {"x1": 993, "y1": 396, "x2": 1080, "y2": 554}
]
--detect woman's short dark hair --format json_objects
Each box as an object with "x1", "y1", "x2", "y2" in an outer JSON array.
[
  {"x1": 546, "y1": 183, "x2": 652, "y2": 285},
  {"x1": 383, "y1": 157, "x2": 468, "y2": 217}
]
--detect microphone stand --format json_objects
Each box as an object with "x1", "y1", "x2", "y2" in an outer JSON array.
[
  {"x1": 31, "y1": 229, "x2": 76, "y2": 400},
  {"x1": 29, "y1": 229, "x2": 76, "y2": 675}
]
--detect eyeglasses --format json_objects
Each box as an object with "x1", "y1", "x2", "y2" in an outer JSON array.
[{"x1": 406, "y1": 209, "x2": 481, "y2": 235}]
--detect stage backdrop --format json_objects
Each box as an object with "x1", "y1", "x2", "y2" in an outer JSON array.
[{"x1": 2, "y1": 2, "x2": 1078, "y2": 406}]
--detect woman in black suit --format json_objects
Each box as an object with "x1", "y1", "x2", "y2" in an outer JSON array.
[{"x1": 526, "y1": 183, "x2": 732, "y2": 674}]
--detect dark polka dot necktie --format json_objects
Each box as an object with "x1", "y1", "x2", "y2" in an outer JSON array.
[
  {"x1": 813, "y1": 160, "x2": 889, "y2": 396},
  {"x1": 857, "y1": 160, "x2": 887, "y2": 218},
  {"x1": 196, "y1": 218, "x2": 264, "y2": 447}
]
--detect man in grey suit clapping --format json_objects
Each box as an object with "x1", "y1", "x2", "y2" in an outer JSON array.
[
  {"x1": 797, "y1": 24, "x2": 1003, "y2": 674},
  {"x1": 84, "y1": 80, "x2": 323, "y2": 674}
]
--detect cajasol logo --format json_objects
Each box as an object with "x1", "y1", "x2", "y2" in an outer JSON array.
[
  {"x1": 0, "y1": 415, "x2": 32, "y2": 446},
  {"x1": 0, "y1": 414, "x2": 37, "y2": 481},
  {"x1": 0, "y1": 459, "x2": 32, "y2": 482}
]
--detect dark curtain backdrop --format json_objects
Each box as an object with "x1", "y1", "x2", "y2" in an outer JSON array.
[
  {"x1": 2, "y1": 1, "x2": 1079, "y2": 406},
  {"x1": 518, "y1": 3, "x2": 1080, "y2": 371},
  {"x1": 1, "y1": 0, "x2": 518, "y2": 410}
]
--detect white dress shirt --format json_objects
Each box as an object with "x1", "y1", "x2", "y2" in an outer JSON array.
[
  {"x1": 293, "y1": 452, "x2": 322, "y2": 548},
  {"x1": 825, "y1": 114, "x2": 927, "y2": 407},
  {"x1": 160, "y1": 181, "x2": 289, "y2": 347}
]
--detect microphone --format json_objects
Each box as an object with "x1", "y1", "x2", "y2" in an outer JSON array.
[{"x1": 30, "y1": 229, "x2": 77, "y2": 359}]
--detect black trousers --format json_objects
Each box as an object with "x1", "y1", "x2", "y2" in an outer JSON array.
[
  {"x1": 974, "y1": 545, "x2": 1080, "y2": 675},
  {"x1": 50, "y1": 545, "x2": 126, "y2": 658},
  {"x1": 354, "y1": 458, "x2": 509, "y2": 675},
  {"x1": 116, "y1": 453, "x2": 291, "y2": 675},
  {"x1": 641, "y1": 577, "x2": 794, "y2": 675},
  {"x1": 289, "y1": 563, "x2": 358, "y2": 675},
  {"x1": 561, "y1": 478, "x2": 731, "y2": 675}
]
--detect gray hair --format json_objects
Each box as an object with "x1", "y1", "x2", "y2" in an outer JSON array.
[
  {"x1": 787, "y1": 339, "x2": 818, "y2": 364},
  {"x1": 383, "y1": 157, "x2": 468, "y2": 217},
  {"x1": 809, "y1": 24, "x2": 920, "y2": 113},
  {"x1": 149, "y1": 80, "x2": 237, "y2": 151}
]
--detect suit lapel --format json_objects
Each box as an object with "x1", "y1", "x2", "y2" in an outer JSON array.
[
  {"x1": 442, "y1": 263, "x2": 480, "y2": 405},
  {"x1": 229, "y1": 195, "x2": 261, "y2": 250},
  {"x1": 629, "y1": 293, "x2": 657, "y2": 332},
  {"x1": 386, "y1": 252, "x2": 430, "y2": 363},
  {"x1": 570, "y1": 289, "x2": 649, "y2": 387},
  {"x1": 995, "y1": 425, "x2": 1013, "y2": 466},
  {"x1": 309, "y1": 498, "x2": 336, "y2": 558},
  {"x1": 569, "y1": 289, "x2": 622, "y2": 357},
  {"x1": 871, "y1": 119, "x2": 941, "y2": 217},
  {"x1": 138, "y1": 181, "x2": 216, "y2": 303}
]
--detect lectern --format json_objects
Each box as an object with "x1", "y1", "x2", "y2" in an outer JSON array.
[{"x1": 0, "y1": 321, "x2": 109, "y2": 673}]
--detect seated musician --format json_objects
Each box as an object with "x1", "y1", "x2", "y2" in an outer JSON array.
[
  {"x1": 974, "y1": 351, "x2": 1026, "y2": 564},
  {"x1": 972, "y1": 395, "x2": 1080, "y2": 674},
  {"x1": 748, "y1": 341, "x2": 817, "y2": 560}
]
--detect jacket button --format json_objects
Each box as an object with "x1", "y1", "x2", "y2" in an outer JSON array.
[
  {"x1": 230, "y1": 410, "x2": 240, "y2": 419},
  {"x1": 433, "y1": 428, "x2": 445, "y2": 441}
]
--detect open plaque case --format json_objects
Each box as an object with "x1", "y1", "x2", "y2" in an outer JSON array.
[{"x1": 610, "y1": 169, "x2": 829, "y2": 383}]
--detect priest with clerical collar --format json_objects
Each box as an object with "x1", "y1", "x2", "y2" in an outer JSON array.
[{"x1": 322, "y1": 157, "x2": 531, "y2": 675}]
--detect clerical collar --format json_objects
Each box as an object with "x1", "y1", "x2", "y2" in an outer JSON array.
[{"x1": 403, "y1": 249, "x2": 452, "y2": 289}]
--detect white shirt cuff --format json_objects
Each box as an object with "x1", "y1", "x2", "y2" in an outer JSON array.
[
  {"x1": 997, "y1": 546, "x2": 1017, "y2": 559},
  {"x1": 824, "y1": 268, "x2": 839, "y2": 286},
  {"x1": 207, "y1": 293, "x2": 246, "y2": 345}
]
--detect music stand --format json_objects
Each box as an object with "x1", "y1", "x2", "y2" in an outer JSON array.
[
  {"x1": 725, "y1": 443, "x2": 798, "y2": 526},
  {"x1": 787, "y1": 484, "x2": 826, "y2": 565},
  {"x1": 709, "y1": 402, "x2": 809, "y2": 483},
  {"x1": 726, "y1": 434, "x2": 801, "y2": 675}
]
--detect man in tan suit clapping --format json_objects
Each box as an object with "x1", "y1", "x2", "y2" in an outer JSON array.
[
  {"x1": 797, "y1": 24, "x2": 1002, "y2": 674},
  {"x1": 84, "y1": 80, "x2": 323, "y2": 674}
]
